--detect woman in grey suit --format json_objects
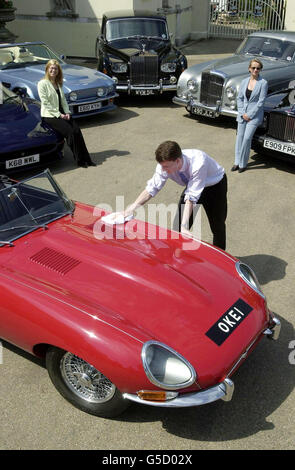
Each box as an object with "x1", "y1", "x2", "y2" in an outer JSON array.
[{"x1": 232, "y1": 58, "x2": 268, "y2": 173}]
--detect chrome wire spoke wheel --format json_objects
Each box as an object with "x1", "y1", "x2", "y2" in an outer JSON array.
[
  {"x1": 46, "y1": 347, "x2": 130, "y2": 417},
  {"x1": 60, "y1": 352, "x2": 116, "y2": 403}
]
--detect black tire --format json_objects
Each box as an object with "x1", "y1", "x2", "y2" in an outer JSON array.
[{"x1": 46, "y1": 347, "x2": 130, "y2": 418}]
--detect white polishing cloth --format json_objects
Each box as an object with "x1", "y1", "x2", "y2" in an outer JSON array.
[{"x1": 101, "y1": 212, "x2": 134, "y2": 225}]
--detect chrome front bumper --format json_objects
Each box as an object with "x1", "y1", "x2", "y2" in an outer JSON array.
[
  {"x1": 263, "y1": 316, "x2": 281, "y2": 341},
  {"x1": 117, "y1": 80, "x2": 177, "y2": 94},
  {"x1": 123, "y1": 378, "x2": 234, "y2": 408},
  {"x1": 172, "y1": 95, "x2": 238, "y2": 118},
  {"x1": 123, "y1": 317, "x2": 281, "y2": 409}
]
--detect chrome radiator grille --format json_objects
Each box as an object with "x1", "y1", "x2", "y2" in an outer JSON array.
[
  {"x1": 268, "y1": 112, "x2": 295, "y2": 142},
  {"x1": 200, "y1": 72, "x2": 224, "y2": 106},
  {"x1": 130, "y1": 55, "x2": 158, "y2": 85}
]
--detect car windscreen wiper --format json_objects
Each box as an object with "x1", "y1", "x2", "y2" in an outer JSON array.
[
  {"x1": 0, "y1": 240, "x2": 14, "y2": 246},
  {"x1": 0, "y1": 224, "x2": 48, "y2": 233},
  {"x1": 34, "y1": 211, "x2": 59, "y2": 220},
  {"x1": 0, "y1": 62, "x2": 26, "y2": 70},
  {"x1": 26, "y1": 60, "x2": 48, "y2": 66},
  {"x1": 126, "y1": 35, "x2": 149, "y2": 39},
  {"x1": 146, "y1": 35, "x2": 166, "y2": 39}
]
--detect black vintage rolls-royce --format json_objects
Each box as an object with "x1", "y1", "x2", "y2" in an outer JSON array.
[
  {"x1": 96, "y1": 10, "x2": 187, "y2": 96},
  {"x1": 252, "y1": 88, "x2": 295, "y2": 162}
]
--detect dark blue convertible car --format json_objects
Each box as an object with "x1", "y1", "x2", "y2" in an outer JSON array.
[{"x1": 0, "y1": 83, "x2": 64, "y2": 172}]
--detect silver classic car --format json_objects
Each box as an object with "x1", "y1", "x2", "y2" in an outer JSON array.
[{"x1": 173, "y1": 31, "x2": 295, "y2": 119}]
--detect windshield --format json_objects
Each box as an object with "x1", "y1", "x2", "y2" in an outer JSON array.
[
  {"x1": 0, "y1": 43, "x2": 65, "y2": 70},
  {"x1": 0, "y1": 169, "x2": 74, "y2": 246},
  {"x1": 236, "y1": 36, "x2": 295, "y2": 61},
  {"x1": 105, "y1": 18, "x2": 168, "y2": 41}
]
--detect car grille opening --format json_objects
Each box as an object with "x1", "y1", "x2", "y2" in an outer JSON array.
[
  {"x1": 4, "y1": 144, "x2": 56, "y2": 160},
  {"x1": 200, "y1": 72, "x2": 224, "y2": 106},
  {"x1": 130, "y1": 55, "x2": 158, "y2": 85},
  {"x1": 268, "y1": 112, "x2": 295, "y2": 142}
]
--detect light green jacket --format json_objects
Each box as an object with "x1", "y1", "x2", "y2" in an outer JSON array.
[{"x1": 37, "y1": 79, "x2": 70, "y2": 118}]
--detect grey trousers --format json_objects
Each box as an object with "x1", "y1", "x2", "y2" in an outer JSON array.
[{"x1": 235, "y1": 120, "x2": 257, "y2": 169}]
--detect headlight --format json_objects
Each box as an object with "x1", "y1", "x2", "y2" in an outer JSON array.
[
  {"x1": 110, "y1": 62, "x2": 127, "y2": 73},
  {"x1": 97, "y1": 87, "x2": 106, "y2": 97},
  {"x1": 187, "y1": 79, "x2": 198, "y2": 92},
  {"x1": 161, "y1": 62, "x2": 177, "y2": 73},
  {"x1": 226, "y1": 86, "x2": 237, "y2": 99},
  {"x1": 236, "y1": 262, "x2": 265, "y2": 298},
  {"x1": 142, "y1": 341, "x2": 196, "y2": 390},
  {"x1": 230, "y1": 100, "x2": 236, "y2": 110},
  {"x1": 69, "y1": 92, "x2": 77, "y2": 101},
  {"x1": 177, "y1": 85, "x2": 188, "y2": 99}
]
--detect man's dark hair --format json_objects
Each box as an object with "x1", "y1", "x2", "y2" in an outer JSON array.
[{"x1": 155, "y1": 141, "x2": 182, "y2": 163}]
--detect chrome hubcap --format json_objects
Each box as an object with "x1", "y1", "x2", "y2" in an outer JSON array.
[{"x1": 60, "y1": 353, "x2": 116, "y2": 403}]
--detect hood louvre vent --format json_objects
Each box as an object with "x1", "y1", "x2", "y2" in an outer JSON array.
[{"x1": 30, "y1": 247, "x2": 81, "y2": 275}]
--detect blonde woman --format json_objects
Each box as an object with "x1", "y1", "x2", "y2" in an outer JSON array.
[
  {"x1": 37, "y1": 59, "x2": 95, "y2": 168},
  {"x1": 232, "y1": 58, "x2": 268, "y2": 173}
]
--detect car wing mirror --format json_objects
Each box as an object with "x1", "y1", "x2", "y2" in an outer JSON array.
[
  {"x1": 8, "y1": 187, "x2": 18, "y2": 202},
  {"x1": 15, "y1": 87, "x2": 27, "y2": 98}
]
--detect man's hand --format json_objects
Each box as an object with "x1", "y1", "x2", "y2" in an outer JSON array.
[
  {"x1": 180, "y1": 199, "x2": 194, "y2": 236},
  {"x1": 180, "y1": 224, "x2": 193, "y2": 238}
]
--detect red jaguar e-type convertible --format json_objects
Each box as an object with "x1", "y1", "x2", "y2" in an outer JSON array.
[{"x1": 0, "y1": 170, "x2": 280, "y2": 418}]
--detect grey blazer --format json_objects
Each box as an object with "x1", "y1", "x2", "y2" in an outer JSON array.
[{"x1": 236, "y1": 76, "x2": 268, "y2": 126}]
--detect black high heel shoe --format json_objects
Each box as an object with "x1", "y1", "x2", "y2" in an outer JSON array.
[
  {"x1": 231, "y1": 165, "x2": 239, "y2": 172},
  {"x1": 88, "y1": 161, "x2": 96, "y2": 167}
]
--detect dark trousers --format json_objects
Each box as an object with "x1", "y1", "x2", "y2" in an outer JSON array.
[
  {"x1": 178, "y1": 174, "x2": 228, "y2": 250},
  {"x1": 43, "y1": 117, "x2": 92, "y2": 166}
]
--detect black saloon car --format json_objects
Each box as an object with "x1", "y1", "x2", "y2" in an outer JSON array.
[
  {"x1": 96, "y1": 10, "x2": 187, "y2": 96},
  {"x1": 252, "y1": 88, "x2": 295, "y2": 162}
]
